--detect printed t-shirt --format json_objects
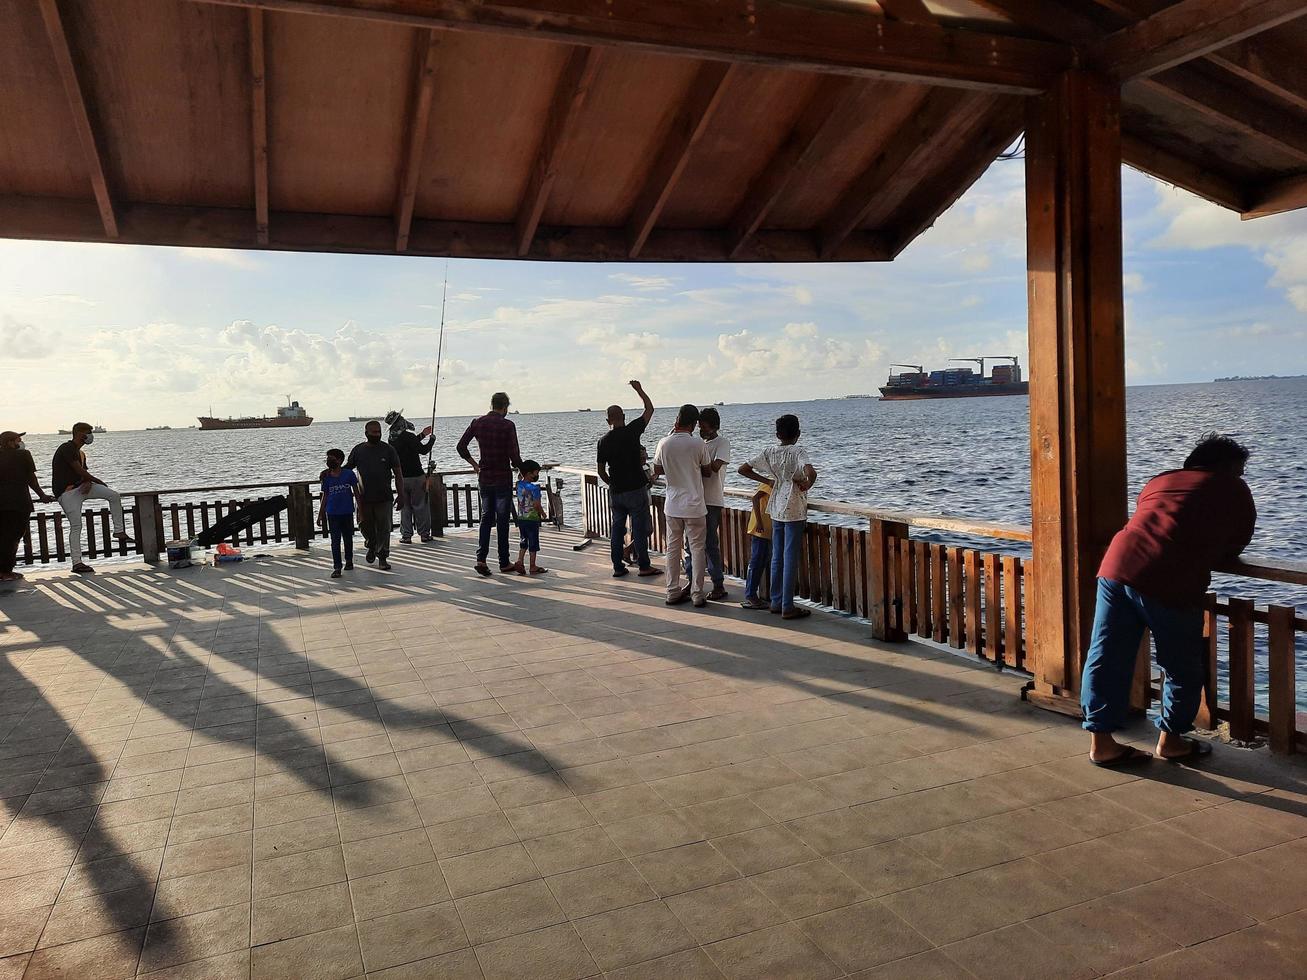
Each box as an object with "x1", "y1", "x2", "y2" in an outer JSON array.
[
  {"x1": 52, "y1": 441, "x2": 83, "y2": 496},
  {"x1": 653, "y1": 431, "x2": 711, "y2": 519},
  {"x1": 346, "y1": 441, "x2": 401, "y2": 503},
  {"x1": 321, "y1": 469, "x2": 358, "y2": 516},
  {"x1": 516, "y1": 480, "x2": 545, "y2": 521},
  {"x1": 597, "y1": 416, "x2": 650, "y2": 494},
  {"x1": 747, "y1": 486, "x2": 772, "y2": 539},
  {"x1": 1098, "y1": 468, "x2": 1256, "y2": 607},
  {"x1": 748, "y1": 444, "x2": 812, "y2": 523},
  {"x1": 701, "y1": 434, "x2": 731, "y2": 507},
  {"x1": 0, "y1": 448, "x2": 37, "y2": 514}
]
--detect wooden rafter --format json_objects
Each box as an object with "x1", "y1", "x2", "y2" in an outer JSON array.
[
  {"x1": 966, "y1": 0, "x2": 1102, "y2": 44},
  {"x1": 1208, "y1": 35, "x2": 1307, "y2": 114},
  {"x1": 726, "y1": 77, "x2": 868, "y2": 259},
  {"x1": 37, "y1": 0, "x2": 117, "y2": 238},
  {"x1": 0, "y1": 194, "x2": 893, "y2": 263},
  {"x1": 876, "y1": 0, "x2": 935, "y2": 26},
  {"x1": 626, "y1": 62, "x2": 736, "y2": 259},
  {"x1": 817, "y1": 87, "x2": 972, "y2": 257},
  {"x1": 1244, "y1": 171, "x2": 1307, "y2": 219},
  {"x1": 248, "y1": 9, "x2": 270, "y2": 245},
  {"x1": 1092, "y1": 0, "x2": 1307, "y2": 80},
  {"x1": 514, "y1": 46, "x2": 602, "y2": 257},
  {"x1": 394, "y1": 30, "x2": 442, "y2": 252},
  {"x1": 193, "y1": 0, "x2": 1071, "y2": 94},
  {"x1": 1120, "y1": 133, "x2": 1247, "y2": 212}
]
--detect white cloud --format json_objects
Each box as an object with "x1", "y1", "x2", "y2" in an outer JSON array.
[
  {"x1": 609, "y1": 273, "x2": 677, "y2": 292},
  {"x1": 1, "y1": 316, "x2": 54, "y2": 359},
  {"x1": 175, "y1": 247, "x2": 262, "y2": 271},
  {"x1": 1123, "y1": 272, "x2": 1146, "y2": 295}
]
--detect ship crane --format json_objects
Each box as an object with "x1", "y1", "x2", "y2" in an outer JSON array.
[
  {"x1": 949, "y1": 357, "x2": 987, "y2": 377},
  {"x1": 888, "y1": 363, "x2": 923, "y2": 380}
]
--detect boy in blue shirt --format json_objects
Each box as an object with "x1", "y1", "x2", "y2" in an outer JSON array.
[
  {"x1": 511, "y1": 460, "x2": 548, "y2": 576},
  {"x1": 318, "y1": 448, "x2": 361, "y2": 578}
]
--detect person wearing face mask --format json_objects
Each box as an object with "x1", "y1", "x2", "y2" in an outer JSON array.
[
  {"x1": 52, "y1": 422, "x2": 132, "y2": 574},
  {"x1": 345, "y1": 420, "x2": 406, "y2": 571},
  {"x1": 1, "y1": 432, "x2": 53, "y2": 584}
]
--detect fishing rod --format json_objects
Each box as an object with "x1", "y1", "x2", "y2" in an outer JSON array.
[{"x1": 429, "y1": 263, "x2": 449, "y2": 438}]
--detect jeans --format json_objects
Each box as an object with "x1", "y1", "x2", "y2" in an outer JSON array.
[
  {"x1": 609, "y1": 488, "x2": 652, "y2": 572},
  {"x1": 357, "y1": 499, "x2": 393, "y2": 559},
  {"x1": 478, "y1": 485, "x2": 513, "y2": 567},
  {"x1": 684, "y1": 504, "x2": 723, "y2": 589},
  {"x1": 399, "y1": 476, "x2": 430, "y2": 539},
  {"x1": 665, "y1": 515, "x2": 706, "y2": 602},
  {"x1": 519, "y1": 520, "x2": 541, "y2": 554},
  {"x1": 769, "y1": 520, "x2": 806, "y2": 613},
  {"x1": 1, "y1": 510, "x2": 26, "y2": 575},
  {"x1": 745, "y1": 535, "x2": 771, "y2": 602},
  {"x1": 327, "y1": 513, "x2": 354, "y2": 569},
  {"x1": 1081, "y1": 577, "x2": 1206, "y2": 735},
  {"x1": 59, "y1": 484, "x2": 124, "y2": 565}
]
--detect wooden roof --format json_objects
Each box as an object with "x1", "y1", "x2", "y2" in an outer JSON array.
[{"x1": 1, "y1": 0, "x2": 1305, "y2": 263}]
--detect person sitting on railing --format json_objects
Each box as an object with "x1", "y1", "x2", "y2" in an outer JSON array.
[
  {"x1": 1, "y1": 431, "x2": 53, "y2": 584},
  {"x1": 52, "y1": 421, "x2": 133, "y2": 575},
  {"x1": 1081, "y1": 433, "x2": 1256, "y2": 767}
]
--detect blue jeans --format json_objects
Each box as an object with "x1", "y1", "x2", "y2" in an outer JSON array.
[
  {"x1": 609, "y1": 488, "x2": 652, "y2": 572},
  {"x1": 1081, "y1": 577, "x2": 1205, "y2": 735},
  {"x1": 518, "y1": 520, "x2": 541, "y2": 554},
  {"x1": 327, "y1": 513, "x2": 354, "y2": 569},
  {"x1": 477, "y1": 486, "x2": 513, "y2": 567},
  {"x1": 769, "y1": 520, "x2": 805, "y2": 613},
  {"x1": 684, "y1": 505, "x2": 723, "y2": 589},
  {"x1": 745, "y1": 535, "x2": 771, "y2": 602}
]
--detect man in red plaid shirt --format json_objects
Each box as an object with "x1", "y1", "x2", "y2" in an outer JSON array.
[{"x1": 457, "y1": 391, "x2": 524, "y2": 575}]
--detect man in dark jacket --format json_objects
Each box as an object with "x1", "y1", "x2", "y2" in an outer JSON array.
[
  {"x1": 385, "y1": 410, "x2": 434, "y2": 544},
  {"x1": 1, "y1": 431, "x2": 52, "y2": 583},
  {"x1": 346, "y1": 420, "x2": 406, "y2": 571},
  {"x1": 1082, "y1": 434, "x2": 1256, "y2": 766},
  {"x1": 457, "y1": 392, "x2": 522, "y2": 576}
]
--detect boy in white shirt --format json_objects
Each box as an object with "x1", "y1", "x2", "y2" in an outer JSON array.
[
  {"x1": 653, "y1": 405, "x2": 713, "y2": 608},
  {"x1": 682, "y1": 407, "x2": 731, "y2": 601},
  {"x1": 738, "y1": 413, "x2": 818, "y2": 620}
]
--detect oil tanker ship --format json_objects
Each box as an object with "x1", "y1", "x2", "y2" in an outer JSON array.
[
  {"x1": 879, "y1": 356, "x2": 1028, "y2": 401},
  {"x1": 198, "y1": 398, "x2": 313, "y2": 430}
]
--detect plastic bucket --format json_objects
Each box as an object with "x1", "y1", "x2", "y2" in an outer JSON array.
[{"x1": 166, "y1": 541, "x2": 192, "y2": 569}]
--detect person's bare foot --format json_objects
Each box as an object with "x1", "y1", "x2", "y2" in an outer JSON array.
[
  {"x1": 1155, "y1": 731, "x2": 1212, "y2": 761},
  {"x1": 510, "y1": 562, "x2": 526, "y2": 576}
]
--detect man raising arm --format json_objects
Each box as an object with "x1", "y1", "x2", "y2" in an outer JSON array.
[{"x1": 597, "y1": 380, "x2": 661, "y2": 579}]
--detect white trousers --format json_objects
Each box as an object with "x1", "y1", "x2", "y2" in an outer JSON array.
[
  {"x1": 665, "y1": 515, "x2": 707, "y2": 602},
  {"x1": 59, "y1": 484, "x2": 124, "y2": 565}
]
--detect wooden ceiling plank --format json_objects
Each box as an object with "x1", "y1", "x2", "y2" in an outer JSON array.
[
  {"x1": 626, "y1": 61, "x2": 737, "y2": 259},
  {"x1": 816, "y1": 87, "x2": 968, "y2": 257},
  {"x1": 1140, "y1": 66, "x2": 1307, "y2": 163},
  {"x1": 395, "y1": 29, "x2": 441, "y2": 252},
  {"x1": 876, "y1": 0, "x2": 935, "y2": 26},
  {"x1": 514, "y1": 45, "x2": 602, "y2": 257},
  {"x1": 1120, "y1": 133, "x2": 1248, "y2": 211},
  {"x1": 1207, "y1": 35, "x2": 1307, "y2": 114},
  {"x1": 965, "y1": 0, "x2": 1103, "y2": 44},
  {"x1": 726, "y1": 76, "x2": 867, "y2": 259},
  {"x1": 249, "y1": 9, "x2": 270, "y2": 245},
  {"x1": 1243, "y1": 171, "x2": 1307, "y2": 218},
  {"x1": 37, "y1": 0, "x2": 117, "y2": 238},
  {"x1": 191, "y1": 0, "x2": 1071, "y2": 94},
  {"x1": 1093, "y1": 0, "x2": 1307, "y2": 80}
]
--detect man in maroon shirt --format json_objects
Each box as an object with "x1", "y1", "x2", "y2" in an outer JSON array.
[
  {"x1": 1082, "y1": 434, "x2": 1255, "y2": 766},
  {"x1": 457, "y1": 391, "x2": 524, "y2": 575}
]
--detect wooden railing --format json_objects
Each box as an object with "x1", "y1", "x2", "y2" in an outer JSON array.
[{"x1": 565, "y1": 467, "x2": 1305, "y2": 755}]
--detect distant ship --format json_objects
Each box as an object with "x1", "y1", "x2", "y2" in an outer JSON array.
[
  {"x1": 348, "y1": 414, "x2": 384, "y2": 422},
  {"x1": 58, "y1": 425, "x2": 107, "y2": 434},
  {"x1": 880, "y1": 357, "x2": 1029, "y2": 401},
  {"x1": 198, "y1": 398, "x2": 313, "y2": 430},
  {"x1": 145, "y1": 425, "x2": 172, "y2": 431},
  {"x1": 1214, "y1": 374, "x2": 1307, "y2": 382},
  {"x1": 577, "y1": 408, "x2": 593, "y2": 412}
]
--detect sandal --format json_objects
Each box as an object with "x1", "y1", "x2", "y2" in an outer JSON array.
[
  {"x1": 1160, "y1": 737, "x2": 1213, "y2": 763},
  {"x1": 1089, "y1": 745, "x2": 1152, "y2": 769},
  {"x1": 529, "y1": 567, "x2": 549, "y2": 575}
]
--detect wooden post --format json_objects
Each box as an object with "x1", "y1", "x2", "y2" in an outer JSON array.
[
  {"x1": 288, "y1": 482, "x2": 312, "y2": 550},
  {"x1": 134, "y1": 493, "x2": 163, "y2": 564},
  {"x1": 1023, "y1": 70, "x2": 1128, "y2": 714},
  {"x1": 869, "y1": 518, "x2": 908, "y2": 642},
  {"x1": 430, "y1": 472, "x2": 447, "y2": 538}
]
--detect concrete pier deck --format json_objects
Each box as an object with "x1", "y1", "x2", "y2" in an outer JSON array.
[{"x1": 2, "y1": 531, "x2": 1305, "y2": 978}]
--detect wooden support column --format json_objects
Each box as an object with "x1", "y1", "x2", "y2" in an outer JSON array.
[
  {"x1": 248, "y1": 9, "x2": 270, "y2": 245},
  {"x1": 395, "y1": 30, "x2": 441, "y2": 252},
  {"x1": 1023, "y1": 70, "x2": 1128, "y2": 714}
]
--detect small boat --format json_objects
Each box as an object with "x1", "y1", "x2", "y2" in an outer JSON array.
[
  {"x1": 714, "y1": 401, "x2": 724, "y2": 406},
  {"x1": 577, "y1": 408, "x2": 592, "y2": 412}
]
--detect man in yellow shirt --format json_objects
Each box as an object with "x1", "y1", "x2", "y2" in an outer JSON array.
[{"x1": 740, "y1": 483, "x2": 771, "y2": 610}]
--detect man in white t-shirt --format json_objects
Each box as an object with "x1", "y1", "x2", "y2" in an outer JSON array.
[
  {"x1": 653, "y1": 405, "x2": 713, "y2": 607},
  {"x1": 738, "y1": 413, "x2": 818, "y2": 620},
  {"x1": 681, "y1": 407, "x2": 731, "y2": 601}
]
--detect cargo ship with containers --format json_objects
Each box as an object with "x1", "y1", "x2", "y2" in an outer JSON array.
[
  {"x1": 879, "y1": 357, "x2": 1028, "y2": 401},
  {"x1": 197, "y1": 398, "x2": 313, "y2": 430}
]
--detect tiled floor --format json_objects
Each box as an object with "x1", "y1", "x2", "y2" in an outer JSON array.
[{"x1": 1, "y1": 531, "x2": 1305, "y2": 979}]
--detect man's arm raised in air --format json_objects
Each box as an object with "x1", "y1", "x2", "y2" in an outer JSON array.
[{"x1": 631, "y1": 380, "x2": 654, "y2": 426}]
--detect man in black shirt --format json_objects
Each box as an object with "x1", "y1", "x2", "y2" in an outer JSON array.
[
  {"x1": 346, "y1": 420, "x2": 406, "y2": 570},
  {"x1": 52, "y1": 422, "x2": 132, "y2": 574},
  {"x1": 1, "y1": 431, "x2": 53, "y2": 583},
  {"x1": 385, "y1": 411, "x2": 435, "y2": 544},
  {"x1": 597, "y1": 380, "x2": 660, "y2": 579}
]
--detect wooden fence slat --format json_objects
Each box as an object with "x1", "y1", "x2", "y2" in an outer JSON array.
[
  {"x1": 931, "y1": 544, "x2": 947, "y2": 644},
  {"x1": 912, "y1": 540, "x2": 930, "y2": 638},
  {"x1": 984, "y1": 552, "x2": 1001, "y2": 664},
  {"x1": 1226, "y1": 597, "x2": 1256, "y2": 741},
  {"x1": 1196, "y1": 598, "x2": 1220, "y2": 730},
  {"x1": 947, "y1": 546, "x2": 965, "y2": 649},
  {"x1": 899, "y1": 537, "x2": 914, "y2": 636},
  {"x1": 37, "y1": 515, "x2": 50, "y2": 565},
  {"x1": 1002, "y1": 555, "x2": 1022, "y2": 668},
  {"x1": 1267, "y1": 604, "x2": 1297, "y2": 755}
]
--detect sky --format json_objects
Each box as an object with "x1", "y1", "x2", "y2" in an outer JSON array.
[{"x1": 2, "y1": 159, "x2": 1306, "y2": 432}]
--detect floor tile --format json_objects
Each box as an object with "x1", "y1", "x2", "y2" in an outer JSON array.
[
  {"x1": 704, "y1": 924, "x2": 842, "y2": 980},
  {"x1": 572, "y1": 900, "x2": 696, "y2": 972},
  {"x1": 474, "y1": 921, "x2": 598, "y2": 980},
  {"x1": 250, "y1": 923, "x2": 363, "y2": 980},
  {"x1": 456, "y1": 879, "x2": 567, "y2": 944}
]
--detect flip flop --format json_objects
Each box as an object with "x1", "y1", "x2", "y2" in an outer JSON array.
[
  {"x1": 1089, "y1": 745, "x2": 1152, "y2": 768},
  {"x1": 1160, "y1": 737, "x2": 1213, "y2": 763},
  {"x1": 529, "y1": 568, "x2": 549, "y2": 575}
]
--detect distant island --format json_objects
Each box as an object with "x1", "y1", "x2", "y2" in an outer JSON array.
[{"x1": 1214, "y1": 374, "x2": 1307, "y2": 382}]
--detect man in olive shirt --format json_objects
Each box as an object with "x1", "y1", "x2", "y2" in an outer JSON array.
[
  {"x1": 598, "y1": 380, "x2": 660, "y2": 579},
  {"x1": 346, "y1": 420, "x2": 406, "y2": 570}
]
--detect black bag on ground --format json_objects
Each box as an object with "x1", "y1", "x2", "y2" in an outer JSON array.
[{"x1": 194, "y1": 495, "x2": 289, "y2": 547}]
